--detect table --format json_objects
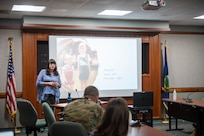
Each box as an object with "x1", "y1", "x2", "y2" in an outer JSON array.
[
  {"x1": 128, "y1": 105, "x2": 153, "y2": 127},
  {"x1": 128, "y1": 125, "x2": 173, "y2": 136},
  {"x1": 52, "y1": 100, "x2": 108, "y2": 110},
  {"x1": 163, "y1": 98, "x2": 204, "y2": 136},
  {"x1": 52, "y1": 103, "x2": 68, "y2": 110}
]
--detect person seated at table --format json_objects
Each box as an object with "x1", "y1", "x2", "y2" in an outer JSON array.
[
  {"x1": 63, "y1": 85, "x2": 104, "y2": 133},
  {"x1": 90, "y1": 97, "x2": 129, "y2": 136}
]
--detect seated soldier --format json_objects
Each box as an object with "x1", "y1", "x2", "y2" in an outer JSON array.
[{"x1": 63, "y1": 85, "x2": 104, "y2": 133}]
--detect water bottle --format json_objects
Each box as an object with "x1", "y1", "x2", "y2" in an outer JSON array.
[
  {"x1": 67, "y1": 92, "x2": 72, "y2": 103},
  {"x1": 173, "y1": 89, "x2": 177, "y2": 100}
]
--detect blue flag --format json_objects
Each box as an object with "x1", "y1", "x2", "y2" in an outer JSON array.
[
  {"x1": 162, "y1": 42, "x2": 169, "y2": 114},
  {"x1": 162, "y1": 45, "x2": 169, "y2": 93}
]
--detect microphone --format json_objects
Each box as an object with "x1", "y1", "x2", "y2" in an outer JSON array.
[
  {"x1": 184, "y1": 92, "x2": 193, "y2": 103},
  {"x1": 75, "y1": 89, "x2": 79, "y2": 98}
]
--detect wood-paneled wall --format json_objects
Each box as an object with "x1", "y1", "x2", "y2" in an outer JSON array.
[{"x1": 22, "y1": 30, "x2": 161, "y2": 119}]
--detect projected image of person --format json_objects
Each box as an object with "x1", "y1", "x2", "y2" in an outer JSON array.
[
  {"x1": 62, "y1": 54, "x2": 75, "y2": 91},
  {"x1": 57, "y1": 40, "x2": 78, "y2": 92},
  {"x1": 77, "y1": 41, "x2": 91, "y2": 91},
  {"x1": 56, "y1": 38, "x2": 99, "y2": 93}
]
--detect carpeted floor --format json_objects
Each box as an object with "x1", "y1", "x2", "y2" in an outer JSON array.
[
  {"x1": 153, "y1": 119, "x2": 194, "y2": 136},
  {"x1": 15, "y1": 119, "x2": 196, "y2": 136}
]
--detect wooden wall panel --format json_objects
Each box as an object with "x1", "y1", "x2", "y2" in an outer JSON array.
[
  {"x1": 142, "y1": 74, "x2": 151, "y2": 91},
  {"x1": 36, "y1": 33, "x2": 49, "y2": 40},
  {"x1": 142, "y1": 36, "x2": 150, "y2": 43},
  {"x1": 22, "y1": 32, "x2": 36, "y2": 102},
  {"x1": 149, "y1": 35, "x2": 161, "y2": 118},
  {"x1": 22, "y1": 32, "x2": 44, "y2": 118},
  {"x1": 169, "y1": 87, "x2": 204, "y2": 93}
]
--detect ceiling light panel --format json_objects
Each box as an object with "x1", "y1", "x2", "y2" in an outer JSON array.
[{"x1": 12, "y1": 5, "x2": 46, "y2": 12}]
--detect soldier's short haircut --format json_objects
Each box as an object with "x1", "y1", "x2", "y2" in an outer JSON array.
[{"x1": 84, "y1": 86, "x2": 99, "y2": 97}]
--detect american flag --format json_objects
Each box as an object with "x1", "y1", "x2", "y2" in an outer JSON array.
[{"x1": 6, "y1": 42, "x2": 17, "y2": 124}]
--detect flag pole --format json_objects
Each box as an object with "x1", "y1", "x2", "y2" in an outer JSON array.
[
  {"x1": 162, "y1": 102, "x2": 169, "y2": 123},
  {"x1": 8, "y1": 37, "x2": 21, "y2": 133},
  {"x1": 161, "y1": 41, "x2": 169, "y2": 124}
]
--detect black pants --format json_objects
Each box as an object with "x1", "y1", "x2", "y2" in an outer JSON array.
[{"x1": 42, "y1": 94, "x2": 56, "y2": 111}]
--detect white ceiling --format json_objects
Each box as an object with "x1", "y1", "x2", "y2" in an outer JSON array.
[{"x1": 0, "y1": 0, "x2": 204, "y2": 26}]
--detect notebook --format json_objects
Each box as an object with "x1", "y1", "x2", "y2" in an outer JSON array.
[{"x1": 133, "y1": 92, "x2": 153, "y2": 108}]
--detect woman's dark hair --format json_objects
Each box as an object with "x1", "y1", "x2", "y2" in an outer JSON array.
[
  {"x1": 94, "y1": 97, "x2": 129, "y2": 136},
  {"x1": 46, "y1": 59, "x2": 59, "y2": 76}
]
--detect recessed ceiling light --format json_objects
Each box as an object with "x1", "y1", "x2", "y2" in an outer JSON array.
[
  {"x1": 193, "y1": 15, "x2": 204, "y2": 19},
  {"x1": 98, "y1": 10, "x2": 132, "y2": 16},
  {"x1": 52, "y1": 9, "x2": 67, "y2": 13},
  {"x1": 12, "y1": 5, "x2": 46, "y2": 12}
]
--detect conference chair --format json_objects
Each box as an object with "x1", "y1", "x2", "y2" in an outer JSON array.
[
  {"x1": 17, "y1": 99, "x2": 47, "y2": 136},
  {"x1": 51, "y1": 121, "x2": 88, "y2": 136},
  {"x1": 42, "y1": 102, "x2": 56, "y2": 136}
]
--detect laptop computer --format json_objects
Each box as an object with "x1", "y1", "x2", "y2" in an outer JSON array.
[{"x1": 133, "y1": 92, "x2": 153, "y2": 108}]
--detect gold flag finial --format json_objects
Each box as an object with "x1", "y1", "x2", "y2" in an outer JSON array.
[{"x1": 8, "y1": 37, "x2": 13, "y2": 46}]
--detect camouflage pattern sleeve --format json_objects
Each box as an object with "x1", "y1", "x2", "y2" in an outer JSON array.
[{"x1": 63, "y1": 98, "x2": 104, "y2": 133}]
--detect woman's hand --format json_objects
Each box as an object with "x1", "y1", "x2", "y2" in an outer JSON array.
[
  {"x1": 48, "y1": 82, "x2": 53, "y2": 86},
  {"x1": 52, "y1": 82, "x2": 61, "y2": 88},
  {"x1": 45, "y1": 81, "x2": 60, "y2": 88}
]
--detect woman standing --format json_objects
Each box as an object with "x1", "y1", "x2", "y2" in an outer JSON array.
[{"x1": 36, "y1": 59, "x2": 61, "y2": 107}]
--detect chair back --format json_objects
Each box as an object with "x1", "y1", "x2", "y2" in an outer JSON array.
[
  {"x1": 42, "y1": 102, "x2": 56, "y2": 134},
  {"x1": 17, "y1": 99, "x2": 38, "y2": 127},
  {"x1": 51, "y1": 121, "x2": 88, "y2": 136}
]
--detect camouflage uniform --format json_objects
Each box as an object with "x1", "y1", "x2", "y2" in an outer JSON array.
[{"x1": 63, "y1": 97, "x2": 104, "y2": 133}]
